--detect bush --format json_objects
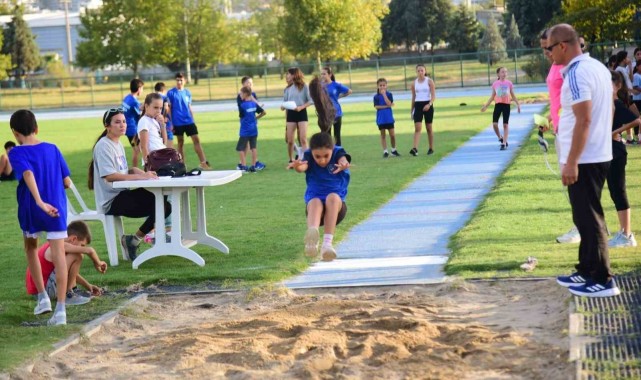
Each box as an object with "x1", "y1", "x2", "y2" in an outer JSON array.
[{"x1": 521, "y1": 54, "x2": 551, "y2": 82}]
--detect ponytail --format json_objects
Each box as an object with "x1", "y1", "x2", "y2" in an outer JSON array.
[
  {"x1": 87, "y1": 129, "x2": 108, "y2": 190},
  {"x1": 309, "y1": 76, "x2": 335, "y2": 133}
]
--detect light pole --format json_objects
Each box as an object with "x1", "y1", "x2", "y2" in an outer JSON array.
[{"x1": 62, "y1": 0, "x2": 73, "y2": 70}]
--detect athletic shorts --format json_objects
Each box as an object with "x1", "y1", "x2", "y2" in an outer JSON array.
[
  {"x1": 286, "y1": 109, "x2": 308, "y2": 123},
  {"x1": 378, "y1": 123, "x2": 395, "y2": 130},
  {"x1": 173, "y1": 123, "x2": 199, "y2": 137},
  {"x1": 413, "y1": 101, "x2": 434, "y2": 123},
  {"x1": 306, "y1": 201, "x2": 347, "y2": 226},
  {"x1": 23, "y1": 231, "x2": 67, "y2": 239},
  {"x1": 236, "y1": 136, "x2": 257, "y2": 151},
  {"x1": 493, "y1": 103, "x2": 511, "y2": 124}
]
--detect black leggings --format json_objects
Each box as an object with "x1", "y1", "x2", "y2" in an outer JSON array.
[
  {"x1": 107, "y1": 188, "x2": 171, "y2": 235},
  {"x1": 607, "y1": 154, "x2": 629, "y2": 211},
  {"x1": 492, "y1": 103, "x2": 511, "y2": 124},
  {"x1": 328, "y1": 117, "x2": 343, "y2": 146}
]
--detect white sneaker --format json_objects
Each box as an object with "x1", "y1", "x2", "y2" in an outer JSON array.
[
  {"x1": 321, "y1": 244, "x2": 337, "y2": 262},
  {"x1": 608, "y1": 230, "x2": 637, "y2": 248},
  {"x1": 47, "y1": 311, "x2": 67, "y2": 326},
  {"x1": 34, "y1": 297, "x2": 52, "y2": 315},
  {"x1": 304, "y1": 227, "x2": 319, "y2": 257},
  {"x1": 65, "y1": 290, "x2": 91, "y2": 306},
  {"x1": 556, "y1": 226, "x2": 581, "y2": 244}
]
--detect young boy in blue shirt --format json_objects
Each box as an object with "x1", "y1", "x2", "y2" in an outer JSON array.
[
  {"x1": 9, "y1": 110, "x2": 71, "y2": 326},
  {"x1": 237, "y1": 87, "x2": 266, "y2": 172},
  {"x1": 122, "y1": 78, "x2": 144, "y2": 167}
]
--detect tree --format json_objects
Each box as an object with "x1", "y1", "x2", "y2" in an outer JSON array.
[
  {"x1": 248, "y1": 0, "x2": 291, "y2": 64},
  {"x1": 382, "y1": 0, "x2": 452, "y2": 53},
  {"x1": 505, "y1": 0, "x2": 561, "y2": 46},
  {"x1": 478, "y1": 18, "x2": 507, "y2": 65},
  {"x1": 505, "y1": 14, "x2": 524, "y2": 52},
  {"x1": 448, "y1": 4, "x2": 481, "y2": 53},
  {"x1": 174, "y1": 0, "x2": 235, "y2": 84},
  {"x1": 562, "y1": 0, "x2": 640, "y2": 44},
  {"x1": 2, "y1": 5, "x2": 40, "y2": 79},
  {"x1": 0, "y1": 31, "x2": 12, "y2": 81},
  {"x1": 281, "y1": 0, "x2": 387, "y2": 71},
  {"x1": 76, "y1": 0, "x2": 178, "y2": 76}
]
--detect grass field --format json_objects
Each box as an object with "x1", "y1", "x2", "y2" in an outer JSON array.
[
  {"x1": 0, "y1": 53, "x2": 541, "y2": 110},
  {"x1": 1, "y1": 93, "x2": 639, "y2": 372}
]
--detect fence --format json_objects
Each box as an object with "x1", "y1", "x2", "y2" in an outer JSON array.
[{"x1": 0, "y1": 40, "x2": 638, "y2": 111}]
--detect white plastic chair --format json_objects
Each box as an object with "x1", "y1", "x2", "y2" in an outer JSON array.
[{"x1": 66, "y1": 180, "x2": 126, "y2": 266}]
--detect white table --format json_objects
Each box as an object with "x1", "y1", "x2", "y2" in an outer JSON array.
[{"x1": 112, "y1": 170, "x2": 242, "y2": 269}]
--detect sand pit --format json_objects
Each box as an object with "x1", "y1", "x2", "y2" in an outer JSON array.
[{"x1": 29, "y1": 280, "x2": 572, "y2": 379}]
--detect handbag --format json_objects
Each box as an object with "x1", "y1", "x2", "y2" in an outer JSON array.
[{"x1": 144, "y1": 148, "x2": 183, "y2": 172}]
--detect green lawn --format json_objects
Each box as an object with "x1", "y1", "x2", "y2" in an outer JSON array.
[
  {"x1": 0, "y1": 96, "x2": 500, "y2": 371},
  {"x1": 446, "y1": 126, "x2": 641, "y2": 278}
]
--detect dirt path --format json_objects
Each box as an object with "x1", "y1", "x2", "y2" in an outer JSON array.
[{"x1": 29, "y1": 280, "x2": 572, "y2": 379}]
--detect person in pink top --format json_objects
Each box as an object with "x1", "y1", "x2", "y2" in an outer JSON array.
[{"x1": 481, "y1": 67, "x2": 521, "y2": 150}]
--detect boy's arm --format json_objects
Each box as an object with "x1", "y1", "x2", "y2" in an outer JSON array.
[
  {"x1": 64, "y1": 243, "x2": 107, "y2": 273},
  {"x1": 63, "y1": 176, "x2": 71, "y2": 189},
  {"x1": 256, "y1": 111, "x2": 266, "y2": 119},
  {"x1": 23, "y1": 171, "x2": 59, "y2": 216}
]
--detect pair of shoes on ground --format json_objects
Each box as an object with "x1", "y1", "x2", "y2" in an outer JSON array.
[
  {"x1": 237, "y1": 161, "x2": 266, "y2": 172},
  {"x1": 556, "y1": 272, "x2": 621, "y2": 297},
  {"x1": 409, "y1": 148, "x2": 434, "y2": 156},
  {"x1": 382, "y1": 150, "x2": 401, "y2": 158},
  {"x1": 304, "y1": 227, "x2": 337, "y2": 262},
  {"x1": 498, "y1": 136, "x2": 509, "y2": 150},
  {"x1": 35, "y1": 297, "x2": 66, "y2": 326}
]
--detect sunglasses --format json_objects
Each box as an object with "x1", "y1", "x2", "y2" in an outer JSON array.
[{"x1": 103, "y1": 107, "x2": 123, "y2": 125}]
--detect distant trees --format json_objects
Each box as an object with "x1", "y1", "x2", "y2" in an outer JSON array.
[
  {"x1": 281, "y1": 0, "x2": 387, "y2": 71},
  {"x1": 478, "y1": 18, "x2": 507, "y2": 64},
  {"x1": 448, "y1": 4, "x2": 481, "y2": 53},
  {"x1": 505, "y1": 14, "x2": 524, "y2": 52},
  {"x1": 505, "y1": 0, "x2": 561, "y2": 46},
  {"x1": 562, "y1": 0, "x2": 640, "y2": 43},
  {"x1": 76, "y1": 0, "x2": 177, "y2": 77},
  {"x1": 382, "y1": 0, "x2": 452, "y2": 53},
  {"x1": 2, "y1": 5, "x2": 39, "y2": 79}
]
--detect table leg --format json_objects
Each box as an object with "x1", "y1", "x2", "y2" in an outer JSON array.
[
  {"x1": 182, "y1": 187, "x2": 229, "y2": 254},
  {"x1": 131, "y1": 187, "x2": 205, "y2": 269}
]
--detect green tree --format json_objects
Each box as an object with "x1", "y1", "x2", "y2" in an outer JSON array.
[
  {"x1": 505, "y1": 14, "x2": 524, "y2": 52},
  {"x1": 2, "y1": 5, "x2": 40, "y2": 79},
  {"x1": 505, "y1": 0, "x2": 561, "y2": 46},
  {"x1": 76, "y1": 0, "x2": 178, "y2": 76},
  {"x1": 175, "y1": 0, "x2": 234, "y2": 84},
  {"x1": 281, "y1": 0, "x2": 387, "y2": 71},
  {"x1": 248, "y1": 0, "x2": 291, "y2": 64},
  {"x1": 562, "y1": 0, "x2": 640, "y2": 43},
  {"x1": 0, "y1": 31, "x2": 12, "y2": 80},
  {"x1": 382, "y1": 0, "x2": 452, "y2": 53},
  {"x1": 478, "y1": 18, "x2": 507, "y2": 65},
  {"x1": 448, "y1": 4, "x2": 481, "y2": 53}
]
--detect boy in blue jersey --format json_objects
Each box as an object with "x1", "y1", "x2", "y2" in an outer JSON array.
[
  {"x1": 166, "y1": 72, "x2": 212, "y2": 170},
  {"x1": 237, "y1": 87, "x2": 266, "y2": 172},
  {"x1": 122, "y1": 78, "x2": 144, "y2": 167},
  {"x1": 9, "y1": 110, "x2": 71, "y2": 326},
  {"x1": 236, "y1": 76, "x2": 265, "y2": 170},
  {"x1": 374, "y1": 78, "x2": 400, "y2": 157},
  {"x1": 154, "y1": 82, "x2": 172, "y2": 148}
]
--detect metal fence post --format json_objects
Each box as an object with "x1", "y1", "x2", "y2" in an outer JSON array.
[
  {"x1": 487, "y1": 53, "x2": 491, "y2": 85},
  {"x1": 460, "y1": 53, "x2": 464, "y2": 87},
  {"x1": 431, "y1": 55, "x2": 435, "y2": 80},
  {"x1": 375, "y1": 59, "x2": 379, "y2": 80},
  {"x1": 348, "y1": 62, "x2": 352, "y2": 88},
  {"x1": 264, "y1": 67, "x2": 268, "y2": 98},
  {"x1": 90, "y1": 74, "x2": 95, "y2": 107},
  {"x1": 29, "y1": 81, "x2": 33, "y2": 109},
  {"x1": 403, "y1": 59, "x2": 407, "y2": 91},
  {"x1": 60, "y1": 81, "x2": 64, "y2": 108},
  {"x1": 207, "y1": 68, "x2": 212, "y2": 101},
  {"x1": 119, "y1": 75, "x2": 124, "y2": 101}
]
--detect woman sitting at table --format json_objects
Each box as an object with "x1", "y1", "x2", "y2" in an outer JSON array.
[{"x1": 88, "y1": 108, "x2": 171, "y2": 261}]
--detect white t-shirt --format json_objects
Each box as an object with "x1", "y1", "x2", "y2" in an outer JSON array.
[
  {"x1": 137, "y1": 115, "x2": 166, "y2": 157},
  {"x1": 93, "y1": 137, "x2": 127, "y2": 213},
  {"x1": 414, "y1": 78, "x2": 431, "y2": 102},
  {"x1": 615, "y1": 66, "x2": 633, "y2": 89},
  {"x1": 558, "y1": 53, "x2": 613, "y2": 165}
]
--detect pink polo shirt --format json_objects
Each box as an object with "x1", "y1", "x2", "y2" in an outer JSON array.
[{"x1": 546, "y1": 64, "x2": 564, "y2": 133}]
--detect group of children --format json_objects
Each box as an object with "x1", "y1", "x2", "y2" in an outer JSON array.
[{"x1": 9, "y1": 110, "x2": 107, "y2": 326}]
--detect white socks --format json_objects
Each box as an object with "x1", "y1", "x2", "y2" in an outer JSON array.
[{"x1": 323, "y1": 234, "x2": 333, "y2": 247}]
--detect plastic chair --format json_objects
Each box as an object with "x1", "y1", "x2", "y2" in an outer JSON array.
[{"x1": 66, "y1": 180, "x2": 126, "y2": 266}]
